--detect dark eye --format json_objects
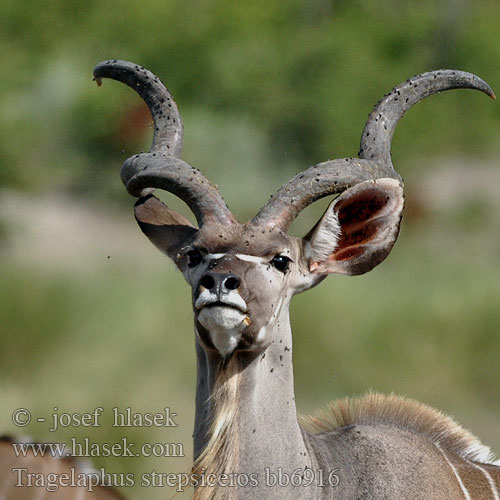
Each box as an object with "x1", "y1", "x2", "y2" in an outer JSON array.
[
  {"x1": 187, "y1": 249, "x2": 203, "y2": 268},
  {"x1": 271, "y1": 255, "x2": 291, "y2": 272}
]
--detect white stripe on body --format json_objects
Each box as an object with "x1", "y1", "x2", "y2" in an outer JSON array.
[
  {"x1": 435, "y1": 442, "x2": 471, "y2": 500},
  {"x1": 465, "y1": 459, "x2": 500, "y2": 500}
]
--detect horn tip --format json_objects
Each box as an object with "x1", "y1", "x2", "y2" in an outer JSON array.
[{"x1": 92, "y1": 59, "x2": 123, "y2": 82}]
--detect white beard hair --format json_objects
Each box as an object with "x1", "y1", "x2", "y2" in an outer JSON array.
[{"x1": 198, "y1": 306, "x2": 247, "y2": 357}]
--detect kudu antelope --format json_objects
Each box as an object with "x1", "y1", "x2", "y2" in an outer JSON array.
[
  {"x1": 91, "y1": 60, "x2": 500, "y2": 499},
  {"x1": 1, "y1": 63, "x2": 497, "y2": 500}
]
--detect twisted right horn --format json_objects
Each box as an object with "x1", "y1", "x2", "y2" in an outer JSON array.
[
  {"x1": 359, "y1": 70, "x2": 495, "y2": 166},
  {"x1": 251, "y1": 70, "x2": 495, "y2": 232}
]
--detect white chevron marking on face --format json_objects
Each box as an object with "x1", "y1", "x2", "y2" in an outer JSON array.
[
  {"x1": 206, "y1": 253, "x2": 226, "y2": 260},
  {"x1": 206, "y1": 253, "x2": 268, "y2": 264},
  {"x1": 235, "y1": 254, "x2": 267, "y2": 263}
]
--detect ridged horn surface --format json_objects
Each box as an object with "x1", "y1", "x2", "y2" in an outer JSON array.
[
  {"x1": 252, "y1": 70, "x2": 494, "y2": 231},
  {"x1": 94, "y1": 60, "x2": 236, "y2": 227}
]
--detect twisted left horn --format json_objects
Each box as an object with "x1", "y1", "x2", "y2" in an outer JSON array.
[{"x1": 93, "y1": 60, "x2": 236, "y2": 228}]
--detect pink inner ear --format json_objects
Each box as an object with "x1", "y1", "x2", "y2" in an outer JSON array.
[
  {"x1": 336, "y1": 190, "x2": 390, "y2": 225},
  {"x1": 330, "y1": 189, "x2": 393, "y2": 261}
]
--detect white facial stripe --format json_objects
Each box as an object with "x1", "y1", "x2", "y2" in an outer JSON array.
[
  {"x1": 235, "y1": 254, "x2": 267, "y2": 264},
  {"x1": 205, "y1": 253, "x2": 268, "y2": 264},
  {"x1": 206, "y1": 253, "x2": 226, "y2": 260}
]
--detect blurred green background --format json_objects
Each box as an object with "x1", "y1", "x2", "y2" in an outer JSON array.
[{"x1": 1, "y1": 0, "x2": 500, "y2": 498}]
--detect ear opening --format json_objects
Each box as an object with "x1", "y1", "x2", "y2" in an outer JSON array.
[
  {"x1": 134, "y1": 195, "x2": 198, "y2": 260},
  {"x1": 305, "y1": 178, "x2": 404, "y2": 276}
]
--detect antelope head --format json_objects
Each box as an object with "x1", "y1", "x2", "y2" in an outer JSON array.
[{"x1": 94, "y1": 61, "x2": 494, "y2": 360}]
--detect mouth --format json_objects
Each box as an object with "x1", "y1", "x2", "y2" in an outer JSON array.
[
  {"x1": 195, "y1": 293, "x2": 248, "y2": 314},
  {"x1": 197, "y1": 302, "x2": 251, "y2": 327},
  {"x1": 203, "y1": 301, "x2": 243, "y2": 312}
]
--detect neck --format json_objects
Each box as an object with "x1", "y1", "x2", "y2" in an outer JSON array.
[{"x1": 193, "y1": 308, "x2": 321, "y2": 499}]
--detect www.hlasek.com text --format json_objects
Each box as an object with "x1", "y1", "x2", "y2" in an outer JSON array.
[{"x1": 11, "y1": 438, "x2": 184, "y2": 459}]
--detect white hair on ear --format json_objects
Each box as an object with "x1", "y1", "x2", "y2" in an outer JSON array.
[{"x1": 305, "y1": 203, "x2": 341, "y2": 262}]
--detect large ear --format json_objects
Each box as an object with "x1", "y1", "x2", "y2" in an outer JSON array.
[
  {"x1": 134, "y1": 195, "x2": 198, "y2": 261},
  {"x1": 304, "y1": 178, "x2": 404, "y2": 276}
]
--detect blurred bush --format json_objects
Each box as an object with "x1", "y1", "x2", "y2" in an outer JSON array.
[{"x1": 1, "y1": 0, "x2": 500, "y2": 198}]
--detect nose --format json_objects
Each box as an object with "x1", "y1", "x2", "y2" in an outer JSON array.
[{"x1": 199, "y1": 272, "x2": 241, "y2": 294}]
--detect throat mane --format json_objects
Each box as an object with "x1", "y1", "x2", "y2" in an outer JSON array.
[{"x1": 192, "y1": 357, "x2": 240, "y2": 500}]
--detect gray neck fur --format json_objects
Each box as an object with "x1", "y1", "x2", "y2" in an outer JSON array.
[{"x1": 193, "y1": 305, "x2": 326, "y2": 499}]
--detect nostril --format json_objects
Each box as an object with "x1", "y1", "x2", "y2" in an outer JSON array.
[
  {"x1": 200, "y1": 275, "x2": 215, "y2": 290},
  {"x1": 224, "y1": 276, "x2": 240, "y2": 290}
]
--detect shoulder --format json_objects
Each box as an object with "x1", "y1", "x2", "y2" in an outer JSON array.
[{"x1": 301, "y1": 392, "x2": 497, "y2": 465}]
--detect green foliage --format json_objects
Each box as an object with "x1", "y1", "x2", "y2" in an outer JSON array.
[{"x1": 1, "y1": 0, "x2": 500, "y2": 194}]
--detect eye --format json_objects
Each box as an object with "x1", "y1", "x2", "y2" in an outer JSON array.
[
  {"x1": 187, "y1": 249, "x2": 203, "y2": 268},
  {"x1": 271, "y1": 254, "x2": 291, "y2": 272}
]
